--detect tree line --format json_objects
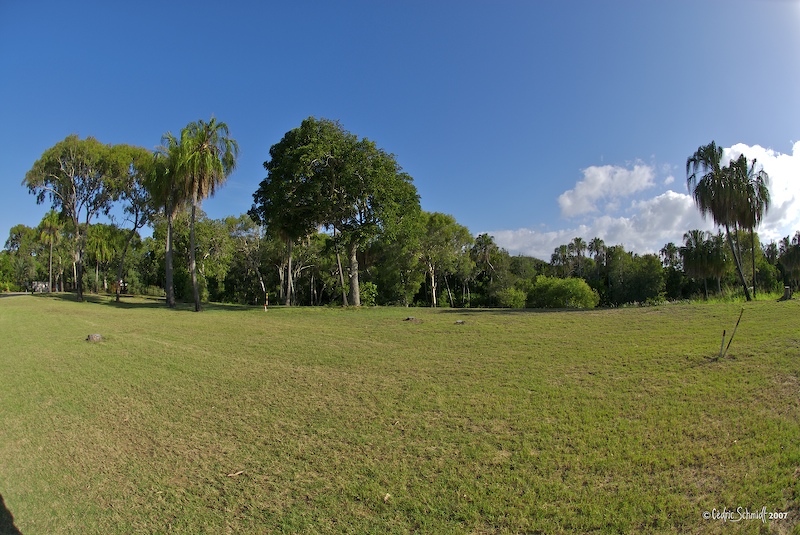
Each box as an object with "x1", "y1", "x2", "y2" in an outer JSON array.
[{"x1": 4, "y1": 125, "x2": 797, "y2": 309}]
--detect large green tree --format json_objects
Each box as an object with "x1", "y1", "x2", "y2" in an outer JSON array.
[
  {"x1": 113, "y1": 145, "x2": 154, "y2": 301},
  {"x1": 249, "y1": 118, "x2": 333, "y2": 305},
  {"x1": 23, "y1": 135, "x2": 130, "y2": 301},
  {"x1": 4, "y1": 224, "x2": 40, "y2": 289},
  {"x1": 251, "y1": 117, "x2": 420, "y2": 307},
  {"x1": 173, "y1": 118, "x2": 239, "y2": 311},
  {"x1": 419, "y1": 212, "x2": 473, "y2": 307}
]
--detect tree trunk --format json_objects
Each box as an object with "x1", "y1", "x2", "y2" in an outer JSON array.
[
  {"x1": 95, "y1": 260, "x2": 100, "y2": 294},
  {"x1": 276, "y1": 262, "x2": 285, "y2": 303},
  {"x1": 347, "y1": 240, "x2": 360, "y2": 307},
  {"x1": 336, "y1": 248, "x2": 348, "y2": 307},
  {"x1": 445, "y1": 274, "x2": 454, "y2": 307},
  {"x1": 725, "y1": 224, "x2": 752, "y2": 301},
  {"x1": 75, "y1": 255, "x2": 84, "y2": 301},
  {"x1": 333, "y1": 227, "x2": 348, "y2": 307},
  {"x1": 116, "y1": 227, "x2": 136, "y2": 302},
  {"x1": 165, "y1": 208, "x2": 176, "y2": 308},
  {"x1": 751, "y1": 228, "x2": 757, "y2": 299},
  {"x1": 190, "y1": 202, "x2": 201, "y2": 311},
  {"x1": 48, "y1": 240, "x2": 53, "y2": 293},
  {"x1": 428, "y1": 264, "x2": 437, "y2": 307},
  {"x1": 255, "y1": 266, "x2": 266, "y2": 306},
  {"x1": 285, "y1": 238, "x2": 293, "y2": 306}
]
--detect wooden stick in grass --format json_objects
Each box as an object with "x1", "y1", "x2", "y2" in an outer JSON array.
[{"x1": 722, "y1": 308, "x2": 744, "y2": 359}]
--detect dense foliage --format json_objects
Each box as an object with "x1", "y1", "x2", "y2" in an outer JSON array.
[{"x1": 6, "y1": 132, "x2": 796, "y2": 308}]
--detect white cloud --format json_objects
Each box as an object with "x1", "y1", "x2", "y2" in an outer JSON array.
[
  {"x1": 723, "y1": 142, "x2": 800, "y2": 243},
  {"x1": 489, "y1": 191, "x2": 710, "y2": 259},
  {"x1": 664, "y1": 175, "x2": 674, "y2": 185},
  {"x1": 558, "y1": 164, "x2": 655, "y2": 217},
  {"x1": 489, "y1": 141, "x2": 800, "y2": 259}
]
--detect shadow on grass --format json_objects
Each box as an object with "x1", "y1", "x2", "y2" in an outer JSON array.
[
  {"x1": 31, "y1": 292, "x2": 258, "y2": 313},
  {"x1": 0, "y1": 494, "x2": 22, "y2": 535},
  {"x1": 437, "y1": 307, "x2": 602, "y2": 315}
]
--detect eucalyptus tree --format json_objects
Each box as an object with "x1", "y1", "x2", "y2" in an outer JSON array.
[
  {"x1": 23, "y1": 135, "x2": 130, "y2": 301},
  {"x1": 419, "y1": 212, "x2": 473, "y2": 307},
  {"x1": 686, "y1": 141, "x2": 752, "y2": 300},
  {"x1": 174, "y1": 118, "x2": 239, "y2": 311},
  {"x1": 226, "y1": 215, "x2": 269, "y2": 305},
  {"x1": 113, "y1": 144, "x2": 155, "y2": 301}
]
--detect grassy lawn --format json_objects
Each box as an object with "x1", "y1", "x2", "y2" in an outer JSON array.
[{"x1": 0, "y1": 294, "x2": 798, "y2": 534}]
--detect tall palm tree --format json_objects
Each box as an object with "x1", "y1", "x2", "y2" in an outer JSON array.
[
  {"x1": 38, "y1": 210, "x2": 63, "y2": 292},
  {"x1": 686, "y1": 141, "x2": 752, "y2": 301},
  {"x1": 175, "y1": 118, "x2": 239, "y2": 311},
  {"x1": 146, "y1": 135, "x2": 184, "y2": 308},
  {"x1": 729, "y1": 154, "x2": 770, "y2": 298},
  {"x1": 571, "y1": 237, "x2": 587, "y2": 277},
  {"x1": 588, "y1": 237, "x2": 606, "y2": 264}
]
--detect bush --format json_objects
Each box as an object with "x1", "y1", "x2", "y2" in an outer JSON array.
[
  {"x1": 360, "y1": 281, "x2": 378, "y2": 307},
  {"x1": 527, "y1": 276, "x2": 599, "y2": 309},
  {"x1": 1, "y1": 281, "x2": 22, "y2": 292},
  {"x1": 496, "y1": 286, "x2": 527, "y2": 308}
]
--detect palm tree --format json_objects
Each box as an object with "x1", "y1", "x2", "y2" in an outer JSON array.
[
  {"x1": 571, "y1": 237, "x2": 587, "y2": 277},
  {"x1": 686, "y1": 141, "x2": 752, "y2": 301},
  {"x1": 175, "y1": 118, "x2": 239, "y2": 311},
  {"x1": 728, "y1": 154, "x2": 770, "y2": 298},
  {"x1": 38, "y1": 210, "x2": 63, "y2": 292},
  {"x1": 588, "y1": 237, "x2": 606, "y2": 264},
  {"x1": 659, "y1": 242, "x2": 680, "y2": 269},
  {"x1": 681, "y1": 229, "x2": 710, "y2": 299},
  {"x1": 706, "y1": 231, "x2": 729, "y2": 294},
  {"x1": 146, "y1": 135, "x2": 184, "y2": 308},
  {"x1": 86, "y1": 224, "x2": 114, "y2": 293},
  {"x1": 551, "y1": 244, "x2": 570, "y2": 277}
]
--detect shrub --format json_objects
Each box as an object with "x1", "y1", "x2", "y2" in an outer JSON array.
[
  {"x1": 496, "y1": 286, "x2": 527, "y2": 308},
  {"x1": 360, "y1": 281, "x2": 378, "y2": 307},
  {"x1": 527, "y1": 276, "x2": 599, "y2": 309}
]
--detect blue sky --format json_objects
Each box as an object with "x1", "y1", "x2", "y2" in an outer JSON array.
[{"x1": 2, "y1": 1, "x2": 799, "y2": 260}]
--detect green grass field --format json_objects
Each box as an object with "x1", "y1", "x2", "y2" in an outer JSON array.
[{"x1": 1, "y1": 294, "x2": 798, "y2": 534}]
